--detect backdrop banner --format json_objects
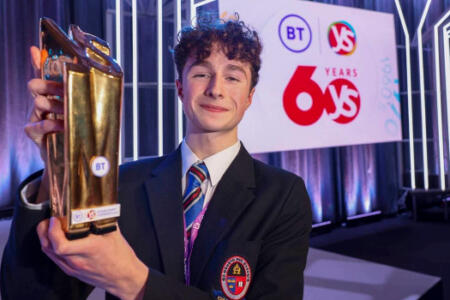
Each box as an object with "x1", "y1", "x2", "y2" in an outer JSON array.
[{"x1": 219, "y1": 0, "x2": 401, "y2": 153}]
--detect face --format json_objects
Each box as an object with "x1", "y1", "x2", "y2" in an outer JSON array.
[{"x1": 176, "y1": 46, "x2": 255, "y2": 137}]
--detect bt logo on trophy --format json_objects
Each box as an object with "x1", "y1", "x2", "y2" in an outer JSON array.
[
  {"x1": 278, "y1": 14, "x2": 312, "y2": 53},
  {"x1": 91, "y1": 156, "x2": 110, "y2": 177},
  {"x1": 283, "y1": 66, "x2": 360, "y2": 126},
  {"x1": 328, "y1": 21, "x2": 357, "y2": 55}
]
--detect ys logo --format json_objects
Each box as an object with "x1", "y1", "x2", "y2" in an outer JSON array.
[
  {"x1": 328, "y1": 21, "x2": 357, "y2": 56},
  {"x1": 283, "y1": 66, "x2": 360, "y2": 126}
]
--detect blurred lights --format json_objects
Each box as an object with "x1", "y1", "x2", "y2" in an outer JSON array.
[
  {"x1": 432, "y1": 11, "x2": 450, "y2": 190},
  {"x1": 157, "y1": 0, "x2": 163, "y2": 156},
  {"x1": 132, "y1": 0, "x2": 139, "y2": 160},
  {"x1": 176, "y1": 0, "x2": 183, "y2": 144},
  {"x1": 347, "y1": 210, "x2": 381, "y2": 221},
  {"x1": 394, "y1": 0, "x2": 415, "y2": 189},
  {"x1": 416, "y1": 0, "x2": 432, "y2": 190},
  {"x1": 444, "y1": 23, "x2": 450, "y2": 177},
  {"x1": 115, "y1": 0, "x2": 123, "y2": 164}
]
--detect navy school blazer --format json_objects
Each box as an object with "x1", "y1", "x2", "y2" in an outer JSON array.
[{"x1": 1, "y1": 145, "x2": 312, "y2": 300}]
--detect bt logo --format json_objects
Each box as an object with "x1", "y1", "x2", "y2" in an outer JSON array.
[
  {"x1": 283, "y1": 66, "x2": 360, "y2": 126},
  {"x1": 278, "y1": 14, "x2": 312, "y2": 53},
  {"x1": 91, "y1": 156, "x2": 110, "y2": 177},
  {"x1": 328, "y1": 21, "x2": 357, "y2": 55}
]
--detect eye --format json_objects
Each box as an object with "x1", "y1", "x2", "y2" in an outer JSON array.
[
  {"x1": 193, "y1": 73, "x2": 210, "y2": 79},
  {"x1": 226, "y1": 76, "x2": 240, "y2": 82}
]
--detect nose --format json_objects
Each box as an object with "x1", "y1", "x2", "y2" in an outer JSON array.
[{"x1": 205, "y1": 75, "x2": 224, "y2": 99}]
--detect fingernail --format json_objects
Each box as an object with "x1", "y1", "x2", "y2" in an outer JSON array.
[
  {"x1": 49, "y1": 216, "x2": 57, "y2": 227},
  {"x1": 41, "y1": 237, "x2": 49, "y2": 248}
]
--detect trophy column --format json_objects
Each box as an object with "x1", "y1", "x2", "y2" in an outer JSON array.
[{"x1": 40, "y1": 17, "x2": 123, "y2": 239}]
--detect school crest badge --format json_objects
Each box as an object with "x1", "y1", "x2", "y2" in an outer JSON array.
[{"x1": 220, "y1": 256, "x2": 251, "y2": 299}]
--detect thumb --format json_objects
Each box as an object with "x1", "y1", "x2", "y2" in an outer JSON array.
[
  {"x1": 48, "y1": 217, "x2": 69, "y2": 252},
  {"x1": 30, "y1": 45, "x2": 41, "y2": 77}
]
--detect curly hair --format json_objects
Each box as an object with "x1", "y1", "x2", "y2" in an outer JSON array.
[{"x1": 174, "y1": 17, "x2": 262, "y2": 89}]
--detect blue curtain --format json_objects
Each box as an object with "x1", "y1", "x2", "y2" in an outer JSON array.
[{"x1": 0, "y1": 0, "x2": 106, "y2": 209}]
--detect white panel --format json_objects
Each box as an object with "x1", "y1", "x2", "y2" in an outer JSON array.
[
  {"x1": 394, "y1": 0, "x2": 416, "y2": 189},
  {"x1": 444, "y1": 23, "x2": 450, "y2": 186},
  {"x1": 132, "y1": 0, "x2": 139, "y2": 160},
  {"x1": 157, "y1": 0, "x2": 163, "y2": 156},
  {"x1": 219, "y1": 1, "x2": 401, "y2": 153},
  {"x1": 416, "y1": 0, "x2": 431, "y2": 189},
  {"x1": 433, "y1": 12, "x2": 450, "y2": 190},
  {"x1": 116, "y1": 0, "x2": 123, "y2": 164},
  {"x1": 175, "y1": 0, "x2": 183, "y2": 144}
]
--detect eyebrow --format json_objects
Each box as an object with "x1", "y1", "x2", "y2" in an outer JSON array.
[
  {"x1": 186, "y1": 60, "x2": 248, "y2": 79},
  {"x1": 186, "y1": 60, "x2": 212, "y2": 73},
  {"x1": 225, "y1": 64, "x2": 248, "y2": 79}
]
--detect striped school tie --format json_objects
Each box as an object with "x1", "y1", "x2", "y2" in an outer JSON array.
[{"x1": 183, "y1": 162, "x2": 209, "y2": 239}]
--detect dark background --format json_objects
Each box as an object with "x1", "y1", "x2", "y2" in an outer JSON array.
[{"x1": 1, "y1": 0, "x2": 450, "y2": 226}]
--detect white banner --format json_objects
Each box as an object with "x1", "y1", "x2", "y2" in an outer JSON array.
[
  {"x1": 219, "y1": 0, "x2": 401, "y2": 153},
  {"x1": 71, "y1": 204, "x2": 121, "y2": 225}
]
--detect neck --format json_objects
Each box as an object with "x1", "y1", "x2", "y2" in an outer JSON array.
[{"x1": 185, "y1": 131, "x2": 238, "y2": 160}]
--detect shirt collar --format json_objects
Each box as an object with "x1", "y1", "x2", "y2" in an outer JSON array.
[{"x1": 181, "y1": 139, "x2": 241, "y2": 187}]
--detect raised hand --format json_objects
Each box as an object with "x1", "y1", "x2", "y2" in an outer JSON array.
[
  {"x1": 25, "y1": 46, "x2": 64, "y2": 203},
  {"x1": 37, "y1": 217, "x2": 149, "y2": 300}
]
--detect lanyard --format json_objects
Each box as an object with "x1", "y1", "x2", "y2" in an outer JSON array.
[{"x1": 184, "y1": 201, "x2": 210, "y2": 285}]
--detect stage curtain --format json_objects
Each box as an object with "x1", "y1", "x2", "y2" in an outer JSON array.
[
  {"x1": 2, "y1": 0, "x2": 449, "y2": 225},
  {"x1": 0, "y1": 0, "x2": 105, "y2": 210}
]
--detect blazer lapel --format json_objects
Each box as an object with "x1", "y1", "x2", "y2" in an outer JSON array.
[
  {"x1": 189, "y1": 146, "x2": 256, "y2": 286},
  {"x1": 144, "y1": 149, "x2": 185, "y2": 282}
]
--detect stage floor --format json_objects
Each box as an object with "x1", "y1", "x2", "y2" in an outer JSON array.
[
  {"x1": 0, "y1": 218, "x2": 442, "y2": 299},
  {"x1": 305, "y1": 248, "x2": 442, "y2": 300}
]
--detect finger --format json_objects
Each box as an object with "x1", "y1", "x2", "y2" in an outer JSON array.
[
  {"x1": 42, "y1": 246, "x2": 79, "y2": 276},
  {"x1": 44, "y1": 250, "x2": 103, "y2": 288},
  {"x1": 44, "y1": 246, "x2": 99, "y2": 282},
  {"x1": 36, "y1": 219, "x2": 50, "y2": 249},
  {"x1": 29, "y1": 95, "x2": 64, "y2": 122},
  {"x1": 47, "y1": 217, "x2": 72, "y2": 256},
  {"x1": 47, "y1": 217, "x2": 95, "y2": 255},
  {"x1": 30, "y1": 46, "x2": 41, "y2": 76},
  {"x1": 24, "y1": 119, "x2": 64, "y2": 146},
  {"x1": 28, "y1": 78, "x2": 63, "y2": 98},
  {"x1": 40, "y1": 220, "x2": 88, "y2": 276}
]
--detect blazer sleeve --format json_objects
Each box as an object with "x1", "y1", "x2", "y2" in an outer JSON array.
[
  {"x1": 140, "y1": 269, "x2": 209, "y2": 299},
  {"x1": 0, "y1": 171, "x2": 94, "y2": 300}
]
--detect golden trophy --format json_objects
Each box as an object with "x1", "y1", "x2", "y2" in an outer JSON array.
[{"x1": 40, "y1": 17, "x2": 123, "y2": 239}]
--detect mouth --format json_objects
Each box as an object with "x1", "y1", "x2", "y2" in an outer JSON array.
[{"x1": 200, "y1": 104, "x2": 229, "y2": 113}]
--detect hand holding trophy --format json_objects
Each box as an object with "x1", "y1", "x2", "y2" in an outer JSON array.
[
  {"x1": 39, "y1": 18, "x2": 123, "y2": 239},
  {"x1": 29, "y1": 22, "x2": 148, "y2": 294}
]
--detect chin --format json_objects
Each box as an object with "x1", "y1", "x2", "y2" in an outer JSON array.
[
  {"x1": 195, "y1": 121, "x2": 234, "y2": 134},
  {"x1": 196, "y1": 118, "x2": 228, "y2": 131},
  {"x1": 200, "y1": 125, "x2": 230, "y2": 133}
]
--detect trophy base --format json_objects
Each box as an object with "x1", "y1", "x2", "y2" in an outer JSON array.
[
  {"x1": 91, "y1": 218, "x2": 117, "y2": 235},
  {"x1": 62, "y1": 217, "x2": 91, "y2": 240},
  {"x1": 66, "y1": 228, "x2": 90, "y2": 240},
  {"x1": 65, "y1": 220, "x2": 117, "y2": 239}
]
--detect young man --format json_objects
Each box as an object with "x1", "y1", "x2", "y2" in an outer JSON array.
[{"x1": 1, "y1": 19, "x2": 311, "y2": 300}]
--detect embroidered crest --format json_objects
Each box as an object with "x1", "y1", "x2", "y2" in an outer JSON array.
[{"x1": 220, "y1": 256, "x2": 251, "y2": 299}]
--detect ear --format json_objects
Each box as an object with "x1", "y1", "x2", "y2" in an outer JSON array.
[
  {"x1": 246, "y1": 87, "x2": 255, "y2": 108},
  {"x1": 176, "y1": 79, "x2": 183, "y2": 100}
]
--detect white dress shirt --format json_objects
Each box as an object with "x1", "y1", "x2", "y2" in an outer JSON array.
[
  {"x1": 181, "y1": 140, "x2": 241, "y2": 208},
  {"x1": 20, "y1": 176, "x2": 49, "y2": 210}
]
